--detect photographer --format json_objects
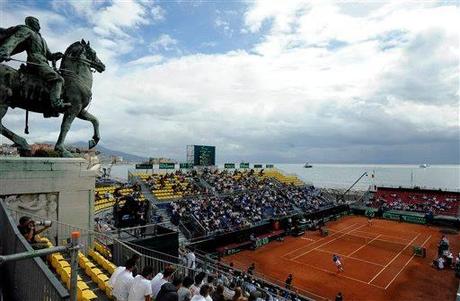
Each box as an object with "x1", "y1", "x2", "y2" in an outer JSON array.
[{"x1": 17, "y1": 216, "x2": 52, "y2": 250}]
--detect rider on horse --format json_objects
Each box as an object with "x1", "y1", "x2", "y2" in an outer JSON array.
[{"x1": 0, "y1": 16, "x2": 70, "y2": 111}]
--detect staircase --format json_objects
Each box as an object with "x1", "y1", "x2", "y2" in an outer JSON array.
[{"x1": 135, "y1": 178, "x2": 189, "y2": 245}]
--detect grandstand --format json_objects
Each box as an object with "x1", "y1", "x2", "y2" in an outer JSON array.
[
  {"x1": 370, "y1": 187, "x2": 460, "y2": 216},
  {"x1": 2, "y1": 165, "x2": 459, "y2": 301},
  {"x1": 258, "y1": 168, "x2": 304, "y2": 186},
  {"x1": 133, "y1": 171, "x2": 203, "y2": 200},
  {"x1": 95, "y1": 185, "x2": 147, "y2": 214}
]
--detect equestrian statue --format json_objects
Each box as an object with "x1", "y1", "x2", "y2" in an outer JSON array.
[{"x1": 0, "y1": 16, "x2": 105, "y2": 157}]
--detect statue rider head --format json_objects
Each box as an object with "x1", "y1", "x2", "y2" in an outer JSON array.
[{"x1": 25, "y1": 16, "x2": 40, "y2": 33}]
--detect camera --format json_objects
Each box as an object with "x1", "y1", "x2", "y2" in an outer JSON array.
[{"x1": 34, "y1": 220, "x2": 52, "y2": 227}]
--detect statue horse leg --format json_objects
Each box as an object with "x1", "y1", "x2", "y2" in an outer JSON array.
[
  {"x1": 55, "y1": 111, "x2": 78, "y2": 157},
  {"x1": 0, "y1": 105, "x2": 32, "y2": 156},
  {"x1": 77, "y1": 109, "x2": 100, "y2": 149}
]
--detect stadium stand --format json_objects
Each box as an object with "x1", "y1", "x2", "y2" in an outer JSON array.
[
  {"x1": 258, "y1": 169, "x2": 304, "y2": 186},
  {"x1": 135, "y1": 170, "x2": 205, "y2": 200},
  {"x1": 370, "y1": 187, "x2": 459, "y2": 216}
]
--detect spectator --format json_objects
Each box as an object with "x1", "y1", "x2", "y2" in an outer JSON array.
[
  {"x1": 128, "y1": 266, "x2": 154, "y2": 301},
  {"x1": 285, "y1": 274, "x2": 293, "y2": 290},
  {"x1": 232, "y1": 287, "x2": 247, "y2": 301},
  {"x1": 157, "y1": 275, "x2": 183, "y2": 301},
  {"x1": 191, "y1": 284, "x2": 212, "y2": 301},
  {"x1": 190, "y1": 272, "x2": 206, "y2": 296},
  {"x1": 109, "y1": 257, "x2": 139, "y2": 289},
  {"x1": 152, "y1": 266, "x2": 176, "y2": 299},
  {"x1": 113, "y1": 260, "x2": 136, "y2": 301},
  {"x1": 335, "y1": 292, "x2": 343, "y2": 301},
  {"x1": 247, "y1": 263, "x2": 255, "y2": 275},
  {"x1": 178, "y1": 276, "x2": 194, "y2": 301},
  {"x1": 211, "y1": 285, "x2": 225, "y2": 301},
  {"x1": 186, "y1": 249, "x2": 196, "y2": 269},
  {"x1": 17, "y1": 216, "x2": 51, "y2": 250}
]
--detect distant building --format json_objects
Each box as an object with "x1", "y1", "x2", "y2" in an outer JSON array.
[{"x1": 0, "y1": 144, "x2": 19, "y2": 157}]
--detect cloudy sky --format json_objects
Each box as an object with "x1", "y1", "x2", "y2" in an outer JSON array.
[{"x1": 0, "y1": 0, "x2": 459, "y2": 164}]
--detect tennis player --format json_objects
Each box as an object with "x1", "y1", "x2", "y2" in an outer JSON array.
[
  {"x1": 367, "y1": 216, "x2": 373, "y2": 226},
  {"x1": 333, "y1": 254, "x2": 344, "y2": 272}
]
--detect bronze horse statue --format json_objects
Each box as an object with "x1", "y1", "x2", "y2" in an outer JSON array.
[{"x1": 0, "y1": 39, "x2": 105, "y2": 157}]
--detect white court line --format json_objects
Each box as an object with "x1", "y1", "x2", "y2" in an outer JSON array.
[
  {"x1": 315, "y1": 248, "x2": 385, "y2": 267},
  {"x1": 352, "y1": 230, "x2": 414, "y2": 242},
  {"x1": 368, "y1": 233, "x2": 421, "y2": 284},
  {"x1": 283, "y1": 223, "x2": 358, "y2": 258},
  {"x1": 292, "y1": 224, "x2": 367, "y2": 260},
  {"x1": 384, "y1": 235, "x2": 432, "y2": 290},
  {"x1": 347, "y1": 234, "x2": 383, "y2": 257},
  {"x1": 300, "y1": 237, "x2": 315, "y2": 241},
  {"x1": 291, "y1": 259, "x2": 386, "y2": 290}
]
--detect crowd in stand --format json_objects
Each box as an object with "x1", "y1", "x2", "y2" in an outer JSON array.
[
  {"x1": 201, "y1": 169, "x2": 262, "y2": 194},
  {"x1": 369, "y1": 189, "x2": 459, "y2": 216},
  {"x1": 170, "y1": 171, "x2": 335, "y2": 235},
  {"x1": 145, "y1": 170, "x2": 206, "y2": 196},
  {"x1": 108, "y1": 257, "x2": 306, "y2": 301}
]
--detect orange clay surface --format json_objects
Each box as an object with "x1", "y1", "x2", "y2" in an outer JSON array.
[{"x1": 224, "y1": 215, "x2": 460, "y2": 301}]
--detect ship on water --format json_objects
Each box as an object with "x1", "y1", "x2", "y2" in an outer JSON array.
[{"x1": 304, "y1": 162, "x2": 313, "y2": 168}]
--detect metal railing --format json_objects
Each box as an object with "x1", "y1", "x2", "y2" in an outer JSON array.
[
  {"x1": 5, "y1": 205, "x2": 324, "y2": 301},
  {"x1": 0, "y1": 200, "x2": 70, "y2": 301}
]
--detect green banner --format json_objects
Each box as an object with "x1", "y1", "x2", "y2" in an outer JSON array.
[
  {"x1": 135, "y1": 163, "x2": 153, "y2": 169},
  {"x1": 401, "y1": 215, "x2": 426, "y2": 224},
  {"x1": 159, "y1": 162, "x2": 175, "y2": 169},
  {"x1": 383, "y1": 212, "x2": 401, "y2": 221},
  {"x1": 179, "y1": 163, "x2": 193, "y2": 169},
  {"x1": 224, "y1": 163, "x2": 235, "y2": 169},
  {"x1": 240, "y1": 162, "x2": 250, "y2": 169},
  {"x1": 254, "y1": 164, "x2": 263, "y2": 168},
  {"x1": 266, "y1": 164, "x2": 274, "y2": 168}
]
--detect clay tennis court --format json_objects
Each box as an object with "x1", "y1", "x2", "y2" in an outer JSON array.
[{"x1": 224, "y1": 216, "x2": 460, "y2": 301}]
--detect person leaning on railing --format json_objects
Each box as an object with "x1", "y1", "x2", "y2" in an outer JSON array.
[{"x1": 17, "y1": 216, "x2": 51, "y2": 250}]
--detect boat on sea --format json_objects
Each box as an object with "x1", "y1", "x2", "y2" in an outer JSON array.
[
  {"x1": 304, "y1": 163, "x2": 313, "y2": 168},
  {"x1": 419, "y1": 164, "x2": 430, "y2": 168}
]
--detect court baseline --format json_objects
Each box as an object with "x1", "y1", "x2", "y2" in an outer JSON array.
[
  {"x1": 384, "y1": 235, "x2": 432, "y2": 289},
  {"x1": 368, "y1": 233, "x2": 421, "y2": 284}
]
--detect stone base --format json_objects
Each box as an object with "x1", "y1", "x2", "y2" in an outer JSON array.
[{"x1": 0, "y1": 157, "x2": 95, "y2": 232}]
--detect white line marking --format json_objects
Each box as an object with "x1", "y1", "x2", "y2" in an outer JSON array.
[
  {"x1": 347, "y1": 234, "x2": 383, "y2": 257},
  {"x1": 300, "y1": 237, "x2": 315, "y2": 241},
  {"x1": 368, "y1": 233, "x2": 421, "y2": 284},
  {"x1": 384, "y1": 235, "x2": 432, "y2": 290},
  {"x1": 315, "y1": 248, "x2": 385, "y2": 267},
  {"x1": 291, "y1": 259, "x2": 385, "y2": 290},
  {"x1": 283, "y1": 223, "x2": 358, "y2": 258},
  {"x1": 292, "y1": 224, "x2": 367, "y2": 260}
]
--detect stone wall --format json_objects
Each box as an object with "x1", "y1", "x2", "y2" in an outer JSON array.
[{"x1": 0, "y1": 158, "x2": 96, "y2": 232}]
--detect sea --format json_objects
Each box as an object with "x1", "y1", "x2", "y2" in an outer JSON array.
[{"x1": 107, "y1": 163, "x2": 460, "y2": 192}]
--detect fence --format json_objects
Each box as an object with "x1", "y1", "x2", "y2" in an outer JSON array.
[
  {"x1": 6, "y1": 206, "x2": 322, "y2": 301},
  {"x1": 0, "y1": 200, "x2": 70, "y2": 301}
]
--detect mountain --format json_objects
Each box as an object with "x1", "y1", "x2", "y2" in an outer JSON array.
[{"x1": 93, "y1": 144, "x2": 147, "y2": 162}]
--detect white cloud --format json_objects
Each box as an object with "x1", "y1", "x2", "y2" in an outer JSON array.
[
  {"x1": 150, "y1": 34, "x2": 178, "y2": 51},
  {"x1": 151, "y1": 5, "x2": 166, "y2": 22},
  {"x1": 1, "y1": 1, "x2": 459, "y2": 163},
  {"x1": 127, "y1": 55, "x2": 163, "y2": 66}
]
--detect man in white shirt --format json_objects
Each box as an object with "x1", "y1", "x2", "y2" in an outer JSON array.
[
  {"x1": 113, "y1": 261, "x2": 136, "y2": 301},
  {"x1": 190, "y1": 284, "x2": 211, "y2": 301},
  {"x1": 186, "y1": 250, "x2": 196, "y2": 269},
  {"x1": 109, "y1": 257, "x2": 140, "y2": 289},
  {"x1": 128, "y1": 266, "x2": 154, "y2": 301},
  {"x1": 151, "y1": 265, "x2": 175, "y2": 299}
]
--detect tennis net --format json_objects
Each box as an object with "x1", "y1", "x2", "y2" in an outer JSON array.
[{"x1": 326, "y1": 229, "x2": 420, "y2": 255}]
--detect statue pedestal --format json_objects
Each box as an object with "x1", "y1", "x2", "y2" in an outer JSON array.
[{"x1": 0, "y1": 157, "x2": 95, "y2": 232}]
